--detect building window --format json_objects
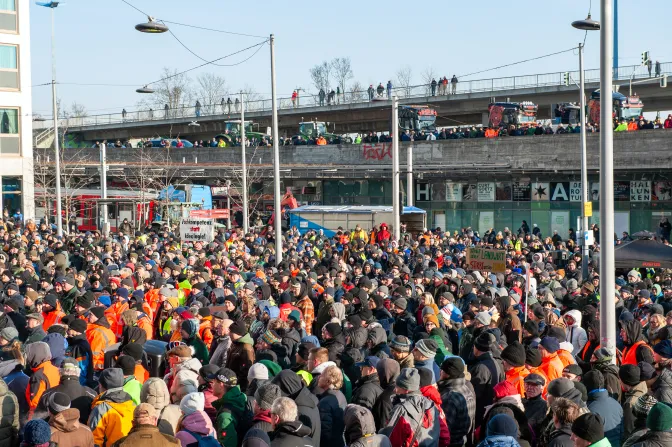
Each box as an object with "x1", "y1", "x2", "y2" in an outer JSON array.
[
  {"x1": 0, "y1": 108, "x2": 19, "y2": 154},
  {"x1": 2, "y1": 175, "x2": 21, "y2": 215},
  {"x1": 0, "y1": 44, "x2": 17, "y2": 90},
  {"x1": 0, "y1": 0, "x2": 16, "y2": 33}
]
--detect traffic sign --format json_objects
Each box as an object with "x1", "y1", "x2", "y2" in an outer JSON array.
[{"x1": 189, "y1": 209, "x2": 230, "y2": 219}]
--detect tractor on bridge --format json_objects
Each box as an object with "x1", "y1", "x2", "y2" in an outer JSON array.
[
  {"x1": 214, "y1": 120, "x2": 271, "y2": 146},
  {"x1": 588, "y1": 90, "x2": 644, "y2": 125},
  {"x1": 487, "y1": 102, "x2": 539, "y2": 128},
  {"x1": 293, "y1": 120, "x2": 353, "y2": 144}
]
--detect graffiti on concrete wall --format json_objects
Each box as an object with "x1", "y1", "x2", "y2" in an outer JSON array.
[{"x1": 362, "y1": 143, "x2": 392, "y2": 161}]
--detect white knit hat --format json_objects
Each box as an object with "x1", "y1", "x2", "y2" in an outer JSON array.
[
  {"x1": 180, "y1": 392, "x2": 205, "y2": 416},
  {"x1": 247, "y1": 363, "x2": 269, "y2": 381}
]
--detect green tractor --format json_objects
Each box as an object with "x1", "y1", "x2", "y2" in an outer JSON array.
[
  {"x1": 214, "y1": 120, "x2": 271, "y2": 146},
  {"x1": 292, "y1": 120, "x2": 352, "y2": 144}
]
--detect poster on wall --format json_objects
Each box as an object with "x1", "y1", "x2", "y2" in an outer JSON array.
[
  {"x1": 496, "y1": 182, "x2": 512, "y2": 201},
  {"x1": 630, "y1": 181, "x2": 651, "y2": 202},
  {"x1": 653, "y1": 181, "x2": 672, "y2": 201},
  {"x1": 614, "y1": 182, "x2": 630, "y2": 201},
  {"x1": 569, "y1": 182, "x2": 582, "y2": 202},
  {"x1": 590, "y1": 182, "x2": 600, "y2": 201},
  {"x1": 462, "y1": 184, "x2": 477, "y2": 201},
  {"x1": 512, "y1": 182, "x2": 531, "y2": 201},
  {"x1": 550, "y1": 182, "x2": 570, "y2": 201},
  {"x1": 430, "y1": 181, "x2": 445, "y2": 201},
  {"x1": 445, "y1": 183, "x2": 462, "y2": 202},
  {"x1": 532, "y1": 182, "x2": 549, "y2": 201},
  {"x1": 477, "y1": 183, "x2": 495, "y2": 202}
]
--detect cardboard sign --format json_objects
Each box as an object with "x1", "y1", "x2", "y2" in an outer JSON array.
[
  {"x1": 190, "y1": 209, "x2": 230, "y2": 219},
  {"x1": 180, "y1": 218, "x2": 215, "y2": 242},
  {"x1": 466, "y1": 247, "x2": 506, "y2": 273}
]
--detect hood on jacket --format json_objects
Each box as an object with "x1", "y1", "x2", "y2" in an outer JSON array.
[
  {"x1": 180, "y1": 410, "x2": 214, "y2": 436},
  {"x1": 211, "y1": 288, "x2": 226, "y2": 304},
  {"x1": 498, "y1": 296, "x2": 512, "y2": 314},
  {"x1": 331, "y1": 302, "x2": 346, "y2": 321},
  {"x1": 461, "y1": 283, "x2": 473, "y2": 297},
  {"x1": 274, "y1": 420, "x2": 311, "y2": 438},
  {"x1": 344, "y1": 404, "x2": 376, "y2": 443},
  {"x1": 50, "y1": 408, "x2": 82, "y2": 433},
  {"x1": 565, "y1": 310, "x2": 582, "y2": 328},
  {"x1": 237, "y1": 333, "x2": 254, "y2": 345},
  {"x1": 176, "y1": 357, "x2": 203, "y2": 375},
  {"x1": 622, "y1": 319, "x2": 644, "y2": 345},
  {"x1": 25, "y1": 341, "x2": 51, "y2": 369},
  {"x1": 420, "y1": 385, "x2": 443, "y2": 409},
  {"x1": 368, "y1": 327, "x2": 387, "y2": 346},
  {"x1": 0, "y1": 359, "x2": 23, "y2": 378},
  {"x1": 272, "y1": 370, "x2": 317, "y2": 408},
  {"x1": 311, "y1": 360, "x2": 336, "y2": 375},
  {"x1": 214, "y1": 385, "x2": 246, "y2": 413},
  {"x1": 344, "y1": 327, "x2": 367, "y2": 349},
  {"x1": 140, "y1": 377, "x2": 170, "y2": 410},
  {"x1": 42, "y1": 332, "x2": 67, "y2": 367}
]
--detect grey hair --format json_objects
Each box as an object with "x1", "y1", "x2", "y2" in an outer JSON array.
[{"x1": 271, "y1": 397, "x2": 298, "y2": 423}]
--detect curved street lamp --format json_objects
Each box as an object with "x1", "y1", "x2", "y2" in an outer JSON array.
[
  {"x1": 135, "y1": 17, "x2": 169, "y2": 33},
  {"x1": 572, "y1": 13, "x2": 601, "y2": 31},
  {"x1": 136, "y1": 85, "x2": 155, "y2": 94}
]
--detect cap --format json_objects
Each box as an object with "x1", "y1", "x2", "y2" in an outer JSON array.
[
  {"x1": 355, "y1": 356, "x2": 380, "y2": 369},
  {"x1": 524, "y1": 373, "x2": 546, "y2": 386},
  {"x1": 210, "y1": 367, "x2": 238, "y2": 386},
  {"x1": 26, "y1": 313, "x2": 44, "y2": 324}
]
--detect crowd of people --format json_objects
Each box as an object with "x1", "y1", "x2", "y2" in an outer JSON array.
[{"x1": 1, "y1": 216, "x2": 672, "y2": 447}]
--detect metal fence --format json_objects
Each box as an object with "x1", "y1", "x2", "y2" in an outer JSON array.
[{"x1": 33, "y1": 62, "x2": 672, "y2": 130}]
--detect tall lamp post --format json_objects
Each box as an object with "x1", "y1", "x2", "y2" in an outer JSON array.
[
  {"x1": 270, "y1": 34, "x2": 282, "y2": 266},
  {"x1": 572, "y1": 15, "x2": 600, "y2": 282},
  {"x1": 36, "y1": 1, "x2": 63, "y2": 236}
]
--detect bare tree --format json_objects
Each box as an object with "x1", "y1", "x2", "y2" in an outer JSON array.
[
  {"x1": 225, "y1": 144, "x2": 271, "y2": 229},
  {"x1": 70, "y1": 102, "x2": 88, "y2": 118},
  {"x1": 196, "y1": 73, "x2": 228, "y2": 115},
  {"x1": 309, "y1": 61, "x2": 331, "y2": 94},
  {"x1": 241, "y1": 85, "x2": 262, "y2": 112},
  {"x1": 349, "y1": 81, "x2": 365, "y2": 102},
  {"x1": 396, "y1": 65, "x2": 413, "y2": 98},
  {"x1": 331, "y1": 57, "x2": 353, "y2": 98},
  {"x1": 137, "y1": 67, "x2": 194, "y2": 119},
  {"x1": 421, "y1": 67, "x2": 437, "y2": 95}
]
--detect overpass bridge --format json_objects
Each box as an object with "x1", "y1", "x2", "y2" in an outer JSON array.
[{"x1": 34, "y1": 62, "x2": 672, "y2": 143}]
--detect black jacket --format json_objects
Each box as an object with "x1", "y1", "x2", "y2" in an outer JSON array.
[
  {"x1": 523, "y1": 394, "x2": 548, "y2": 436},
  {"x1": 34, "y1": 375, "x2": 96, "y2": 424},
  {"x1": 393, "y1": 311, "x2": 417, "y2": 338},
  {"x1": 630, "y1": 430, "x2": 672, "y2": 447},
  {"x1": 468, "y1": 351, "x2": 504, "y2": 422},
  {"x1": 351, "y1": 373, "x2": 383, "y2": 409},
  {"x1": 272, "y1": 370, "x2": 321, "y2": 447},
  {"x1": 6, "y1": 312, "x2": 26, "y2": 342},
  {"x1": 270, "y1": 421, "x2": 315, "y2": 447},
  {"x1": 65, "y1": 334, "x2": 94, "y2": 386},
  {"x1": 322, "y1": 335, "x2": 345, "y2": 366},
  {"x1": 372, "y1": 380, "x2": 395, "y2": 432},
  {"x1": 317, "y1": 389, "x2": 346, "y2": 447},
  {"x1": 547, "y1": 425, "x2": 574, "y2": 447}
]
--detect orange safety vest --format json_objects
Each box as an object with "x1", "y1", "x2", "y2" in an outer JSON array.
[
  {"x1": 42, "y1": 309, "x2": 65, "y2": 332},
  {"x1": 627, "y1": 122, "x2": 638, "y2": 131},
  {"x1": 527, "y1": 366, "x2": 550, "y2": 397},
  {"x1": 199, "y1": 317, "x2": 214, "y2": 350},
  {"x1": 580, "y1": 341, "x2": 599, "y2": 362},
  {"x1": 105, "y1": 301, "x2": 129, "y2": 339},
  {"x1": 621, "y1": 340, "x2": 652, "y2": 366},
  {"x1": 137, "y1": 315, "x2": 153, "y2": 341},
  {"x1": 506, "y1": 366, "x2": 530, "y2": 398},
  {"x1": 557, "y1": 349, "x2": 576, "y2": 368},
  {"x1": 145, "y1": 289, "x2": 161, "y2": 315},
  {"x1": 539, "y1": 352, "x2": 564, "y2": 382},
  {"x1": 86, "y1": 324, "x2": 115, "y2": 371},
  {"x1": 134, "y1": 364, "x2": 149, "y2": 384}
]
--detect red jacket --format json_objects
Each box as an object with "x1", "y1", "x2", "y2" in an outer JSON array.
[{"x1": 665, "y1": 118, "x2": 672, "y2": 129}]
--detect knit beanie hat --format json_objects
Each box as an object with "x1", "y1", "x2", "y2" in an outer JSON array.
[
  {"x1": 393, "y1": 298, "x2": 408, "y2": 310},
  {"x1": 68, "y1": 318, "x2": 88, "y2": 334},
  {"x1": 122, "y1": 343, "x2": 144, "y2": 361},
  {"x1": 441, "y1": 357, "x2": 465, "y2": 379},
  {"x1": 591, "y1": 347, "x2": 613, "y2": 364},
  {"x1": 243, "y1": 428, "x2": 271, "y2": 447},
  {"x1": 180, "y1": 392, "x2": 205, "y2": 416},
  {"x1": 646, "y1": 402, "x2": 672, "y2": 432},
  {"x1": 653, "y1": 340, "x2": 672, "y2": 359},
  {"x1": 47, "y1": 392, "x2": 71, "y2": 414},
  {"x1": 116, "y1": 356, "x2": 136, "y2": 376},
  {"x1": 618, "y1": 364, "x2": 641, "y2": 387},
  {"x1": 248, "y1": 363, "x2": 269, "y2": 381},
  {"x1": 396, "y1": 368, "x2": 420, "y2": 392},
  {"x1": 254, "y1": 383, "x2": 282, "y2": 411},
  {"x1": 547, "y1": 378, "x2": 574, "y2": 398},
  {"x1": 414, "y1": 339, "x2": 437, "y2": 358},
  {"x1": 23, "y1": 419, "x2": 52, "y2": 446},
  {"x1": 539, "y1": 336, "x2": 560, "y2": 353},
  {"x1": 0, "y1": 327, "x2": 18, "y2": 343},
  {"x1": 181, "y1": 319, "x2": 199, "y2": 339},
  {"x1": 638, "y1": 361, "x2": 657, "y2": 381},
  {"x1": 486, "y1": 414, "x2": 518, "y2": 438},
  {"x1": 475, "y1": 332, "x2": 495, "y2": 352},
  {"x1": 525, "y1": 346, "x2": 542, "y2": 367},
  {"x1": 572, "y1": 413, "x2": 605, "y2": 444},
  {"x1": 501, "y1": 342, "x2": 526, "y2": 367},
  {"x1": 390, "y1": 335, "x2": 411, "y2": 352},
  {"x1": 261, "y1": 329, "x2": 281, "y2": 346},
  {"x1": 230, "y1": 321, "x2": 247, "y2": 337},
  {"x1": 324, "y1": 322, "x2": 342, "y2": 337},
  {"x1": 494, "y1": 380, "x2": 518, "y2": 399},
  {"x1": 423, "y1": 314, "x2": 439, "y2": 327},
  {"x1": 633, "y1": 394, "x2": 658, "y2": 419},
  {"x1": 417, "y1": 367, "x2": 435, "y2": 387},
  {"x1": 99, "y1": 368, "x2": 124, "y2": 390},
  {"x1": 583, "y1": 370, "x2": 604, "y2": 392}
]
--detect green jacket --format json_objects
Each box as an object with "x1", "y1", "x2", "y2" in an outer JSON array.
[
  {"x1": 186, "y1": 336, "x2": 210, "y2": 365},
  {"x1": 123, "y1": 376, "x2": 142, "y2": 405},
  {"x1": 589, "y1": 438, "x2": 612, "y2": 447},
  {"x1": 213, "y1": 386, "x2": 247, "y2": 447},
  {"x1": 429, "y1": 328, "x2": 451, "y2": 365},
  {"x1": 60, "y1": 287, "x2": 79, "y2": 315}
]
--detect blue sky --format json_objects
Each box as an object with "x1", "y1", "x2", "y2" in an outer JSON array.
[{"x1": 29, "y1": 0, "x2": 672, "y2": 118}]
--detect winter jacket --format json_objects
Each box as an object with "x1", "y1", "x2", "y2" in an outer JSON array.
[
  {"x1": 383, "y1": 392, "x2": 441, "y2": 447},
  {"x1": 351, "y1": 373, "x2": 383, "y2": 409},
  {"x1": 564, "y1": 310, "x2": 587, "y2": 356},
  {"x1": 199, "y1": 383, "x2": 218, "y2": 423},
  {"x1": 651, "y1": 367, "x2": 672, "y2": 404},
  {"x1": 49, "y1": 408, "x2": 95, "y2": 447},
  {"x1": 37, "y1": 375, "x2": 97, "y2": 425},
  {"x1": 270, "y1": 421, "x2": 315, "y2": 447},
  {"x1": 322, "y1": 335, "x2": 346, "y2": 365},
  {"x1": 25, "y1": 325, "x2": 46, "y2": 345},
  {"x1": 622, "y1": 382, "x2": 647, "y2": 439},
  {"x1": 140, "y1": 378, "x2": 181, "y2": 436},
  {"x1": 88, "y1": 389, "x2": 136, "y2": 447},
  {"x1": 184, "y1": 335, "x2": 209, "y2": 366},
  {"x1": 438, "y1": 377, "x2": 476, "y2": 447},
  {"x1": 169, "y1": 357, "x2": 202, "y2": 402},
  {"x1": 123, "y1": 376, "x2": 142, "y2": 405},
  {"x1": 213, "y1": 385, "x2": 248, "y2": 447},
  {"x1": 272, "y1": 370, "x2": 321, "y2": 446},
  {"x1": 393, "y1": 311, "x2": 417, "y2": 338},
  {"x1": 318, "y1": 389, "x2": 347, "y2": 447},
  {"x1": 469, "y1": 351, "x2": 504, "y2": 422},
  {"x1": 344, "y1": 404, "x2": 391, "y2": 447},
  {"x1": 372, "y1": 369, "x2": 397, "y2": 431},
  {"x1": 0, "y1": 360, "x2": 28, "y2": 428},
  {"x1": 587, "y1": 390, "x2": 623, "y2": 447},
  {"x1": 112, "y1": 424, "x2": 180, "y2": 447},
  {"x1": 65, "y1": 333, "x2": 94, "y2": 386},
  {"x1": 0, "y1": 378, "x2": 18, "y2": 447},
  {"x1": 547, "y1": 424, "x2": 573, "y2": 447},
  {"x1": 629, "y1": 430, "x2": 672, "y2": 447},
  {"x1": 175, "y1": 410, "x2": 215, "y2": 446},
  {"x1": 209, "y1": 336, "x2": 231, "y2": 368},
  {"x1": 477, "y1": 435, "x2": 521, "y2": 447},
  {"x1": 42, "y1": 332, "x2": 67, "y2": 368},
  {"x1": 522, "y1": 394, "x2": 548, "y2": 436},
  {"x1": 415, "y1": 358, "x2": 440, "y2": 384},
  {"x1": 249, "y1": 409, "x2": 273, "y2": 435},
  {"x1": 86, "y1": 321, "x2": 115, "y2": 371},
  {"x1": 226, "y1": 334, "x2": 255, "y2": 391},
  {"x1": 26, "y1": 341, "x2": 60, "y2": 416}
]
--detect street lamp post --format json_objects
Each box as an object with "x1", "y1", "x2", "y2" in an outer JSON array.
[
  {"x1": 270, "y1": 35, "x2": 282, "y2": 266},
  {"x1": 240, "y1": 91, "x2": 249, "y2": 234},
  {"x1": 392, "y1": 97, "x2": 400, "y2": 241},
  {"x1": 37, "y1": 1, "x2": 63, "y2": 236}
]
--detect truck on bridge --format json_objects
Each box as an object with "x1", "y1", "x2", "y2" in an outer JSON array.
[
  {"x1": 487, "y1": 102, "x2": 539, "y2": 128},
  {"x1": 588, "y1": 90, "x2": 644, "y2": 124}
]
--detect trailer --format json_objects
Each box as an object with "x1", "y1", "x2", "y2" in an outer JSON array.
[{"x1": 288, "y1": 205, "x2": 426, "y2": 236}]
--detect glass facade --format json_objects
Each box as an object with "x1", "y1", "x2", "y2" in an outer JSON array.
[
  {"x1": 0, "y1": 0, "x2": 16, "y2": 33},
  {"x1": 2, "y1": 175, "x2": 21, "y2": 214},
  {"x1": 0, "y1": 44, "x2": 17, "y2": 90},
  {"x1": 0, "y1": 107, "x2": 18, "y2": 154}
]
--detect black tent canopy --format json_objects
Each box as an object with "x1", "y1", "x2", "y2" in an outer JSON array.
[{"x1": 614, "y1": 239, "x2": 672, "y2": 269}]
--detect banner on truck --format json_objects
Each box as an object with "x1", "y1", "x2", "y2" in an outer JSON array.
[
  {"x1": 180, "y1": 218, "x2": 214, "y2": 242},
  {"x1": 466, "y1": 247, "x2": 506, "y2": 273}
]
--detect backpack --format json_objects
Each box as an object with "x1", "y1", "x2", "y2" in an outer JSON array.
[{"x1": 183, "y1": 429, "x2": 221, "y2": 447}]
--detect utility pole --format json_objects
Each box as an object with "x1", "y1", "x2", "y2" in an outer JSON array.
[
  {"x1": 100, "y1": 140, "x2": 108, "y2": 237},
  {"x1": 579, "y1": 43, "x2": 590, "y2": 281},
  {"x1": 407, "y1": 142, "x2": 414, "y2": 207},
  {"x1": 49, "y1": 5, "x2": 62, "y2": 237},
  {"x1": 392, "y1": 97, "x2": 400, "y2": 241},
  {"x1": 270, "y1": 34, "x2": 282, "y2": 265},
  {"x1": 240, "y1": 91, "x2": 249, "y2": 234},
  {"x1": 226, "y1": 179, "x2": 232, "y2": 230},
  {"x1": 600, "y1": 0, "x2": 617, "y2": 359}
]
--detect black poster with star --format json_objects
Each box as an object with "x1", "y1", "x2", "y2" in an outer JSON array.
[
  {"x1": 512, "y1": 182, "x2": 531, "y2": 201},
  {"x1": 532, "y1": 182, "x2": 549, "y2": 201}
]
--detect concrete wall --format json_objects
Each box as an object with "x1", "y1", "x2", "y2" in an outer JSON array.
[{"x1": 43, "y1": 130, "x2": 672, "y2": 179}]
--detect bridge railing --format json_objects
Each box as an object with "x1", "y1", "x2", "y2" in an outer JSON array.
[{"x1": 32, "y1": 62, "x2": 672, "y2": 131}]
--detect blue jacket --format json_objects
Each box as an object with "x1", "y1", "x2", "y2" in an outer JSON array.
[
  {"x1": 414, "y1": 358, "x2": 440, "y2": 384},
  {"x1": 587, "y1": 390, "x2": 623, "y2": 447},
  {"x1": 477, "y1": 436, "x2": 521, "y2": 447}
]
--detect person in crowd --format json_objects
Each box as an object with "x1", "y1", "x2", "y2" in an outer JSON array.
[
  {"x1": 36, "y1": 357, "x2": 96, "y2": 425},
  {"x1": 570, "y1": 413, "x2": 611, "y2": 447},
  {"x1": 140, "y1": 378, "x2": 183, "y2": 436},
  {"x1": 113, "y1": 403, "x2": 180, "y2": 446},
  {"x1": 343, "y1": 404, "x2": 391, "y2": 447},
  {"x1": 88, "y1": 368, "x2": 136, "y2": 447},
  {"x1": 175, "y1": 392, "x2": 217, "y2": 445},
  {"x1": 211, "y1": 367, "x2": 248, "y2": 447},
  {"x1": 269, "y1": 397, "x2": 315, "y2": 447},
  {"x1": 47, "y1": 392, "x2": 94, "y2": 447}
]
